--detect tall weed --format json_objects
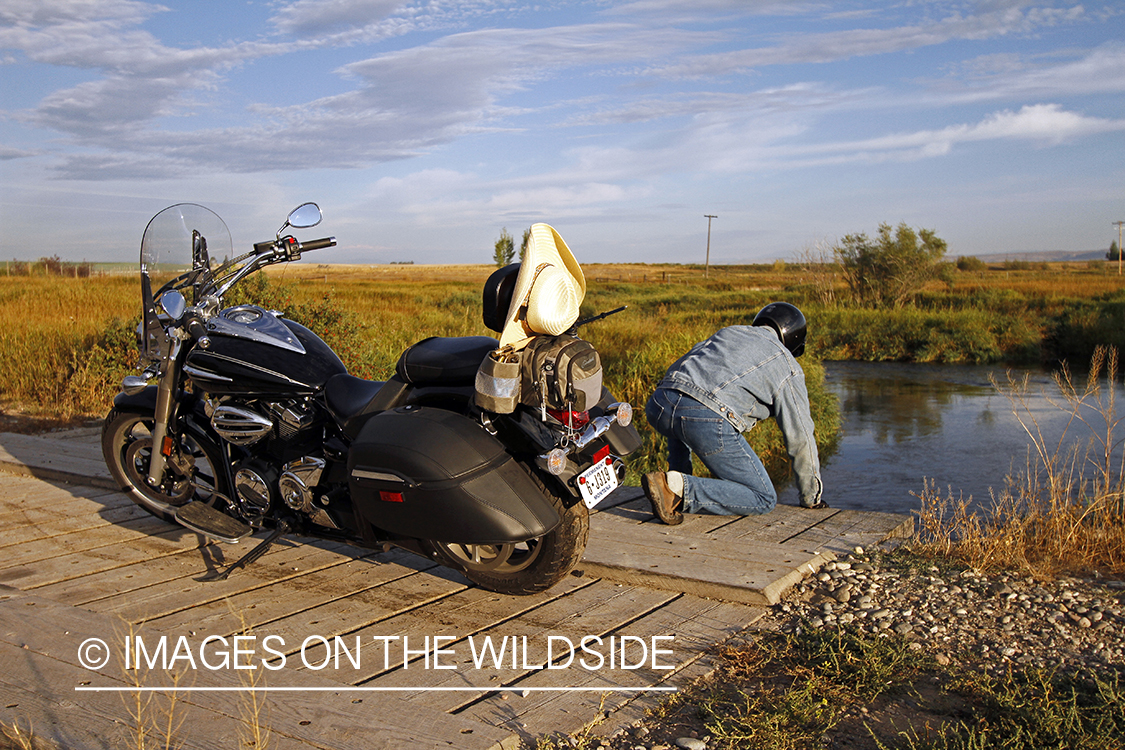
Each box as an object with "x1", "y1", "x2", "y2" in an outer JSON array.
[{"x1": 914, "y1": 346, "x2": 1125, "y2": 577}]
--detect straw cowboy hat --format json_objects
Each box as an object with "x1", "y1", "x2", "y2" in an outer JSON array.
[{"x1": 498, "y1": 223, "x2": 586, "y2": 348}]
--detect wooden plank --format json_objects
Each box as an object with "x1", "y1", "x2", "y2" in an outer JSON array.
[
  {"x1": 788, "y1": 509, "x2": 914, "y2": 554},
  {"x1": 27, "y1": 536, "x2": 278, "y2": 605},
  {"x1": 0, "y1": 432, "x2": 115, "y2": 488},
  {"x1": 360, "y1": 581, "x2": 680, "y2": 714},
  {"x1": 486, "y1": 595, "x2": 763, "y2": 735},
  {"x1": 0, "y1": 586, "x2": 516, "y2": 750},
  {"x1": 0, "y1": 515, "x2": 186, "y2": 567},
  {"x1": 0, "y1": 477, "x2": 126, "y2": 514},
  {"x1": 255, "y1": 565, "x2": 471, "y2": 652},
  {"x1": 88, "y1": 540, "x2": 366, "y2": 624},
  {"x1": 0, "y1": 641, "x2": 272, "y2": 750},
  {"x1": 707, "y1": 503, "x2": 840, "y2": 543},
  {"x1": 140, "y1": 550, "x2": 442, "y2": 636},
  {"x1": 594, "y1": 493, "x2": 744, "y2": 536},
  {"x1": 293, "y1": 575, "x2": 596, "y2": 684},
  {"x1": 0, "y1": 524, "x2": 218, "y2": 589},
  {"x1": 0, "y1": 503, "x2": 150, "y2": 549},
  {"x1": 581, "y1": 514, "x2": 832, "y2": 604}
]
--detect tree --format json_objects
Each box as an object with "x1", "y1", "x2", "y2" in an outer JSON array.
[
  {"x1": 520, "y1": 227, "x2": 531, "y2": 261},
  {"x1": 493, "y1": 228, "x2": 515, "y2": 268},
  {"x1": 1107, "y1": 240, "x2": 1120, "y2": 261},
  {"x1": 834, "y1": 222, "x2": 948, "y2": 308}
]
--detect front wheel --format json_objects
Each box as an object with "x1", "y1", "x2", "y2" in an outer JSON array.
[
  {"x1": 423, "y1": 469, "x2": 589, "y2": 596},
  {"x1": 101, "y1": 407, "x2": 228, "y2": 524}
]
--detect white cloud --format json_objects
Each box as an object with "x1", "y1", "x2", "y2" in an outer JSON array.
[
  {"x1": 935, "y1": 43, "x2": 1125, "y2": 102},
  {"x1": 773, "y1": 103, "x2": 1125, "y2": 165},
  {"x1": 646, "y1": 1, "x2": 1087, "y2": 78},
  {"x1": 270, "y1": 0, "x2": 402, "y2": 36}
]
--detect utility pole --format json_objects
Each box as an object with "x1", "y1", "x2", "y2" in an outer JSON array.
[
  {"x1": 1115, "y1": 221, "x2": 1125, "y2": 275},
  {"x1": 704, "y1": 214, "x2": 717, "y2": 278}
]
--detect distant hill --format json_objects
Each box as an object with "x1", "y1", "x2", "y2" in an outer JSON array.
[{"x1": 972, "y1": 249, "x2": 1107, "y2": 263}]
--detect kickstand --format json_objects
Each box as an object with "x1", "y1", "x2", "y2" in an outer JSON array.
[{"x1": 199, "y1": 520, "x2": 291, "y2": 582}]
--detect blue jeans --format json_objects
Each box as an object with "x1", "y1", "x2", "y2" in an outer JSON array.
[{"x1": 645, "y1": 388, "x2": 777, "y2": 516}]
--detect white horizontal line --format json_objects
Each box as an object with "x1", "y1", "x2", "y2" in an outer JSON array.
[{"x1": 75, "y1": 686, "x2": 677, "y2": 693}]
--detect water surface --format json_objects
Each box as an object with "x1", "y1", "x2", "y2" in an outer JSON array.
[{"x1": 776, "y1": 361, "x2": 1123, "y2": 515}]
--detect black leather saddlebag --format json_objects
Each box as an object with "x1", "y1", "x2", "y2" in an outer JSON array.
[{"x1": 348, "y1": 406, "x2": 560, "y2": 544}]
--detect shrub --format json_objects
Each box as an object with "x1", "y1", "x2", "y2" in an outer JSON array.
[
  {"x1": 956, "y1": 255, "x2": 988, "y2": 272},
  {"x1": 834, "y1": 223, "x2": 948, "y2": 308}
]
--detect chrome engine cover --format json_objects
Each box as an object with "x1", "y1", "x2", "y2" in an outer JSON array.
[
  {"x1": 233, "y1": 461, "x2": 276, "y2": 520},
  {"x1": 211, "y1": 404, "x2": 273, "y2": 446},
  {"x1": 279, "y1": 457, "x2": 338, "y2": 529}
]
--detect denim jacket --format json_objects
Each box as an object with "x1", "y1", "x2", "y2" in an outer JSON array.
[{"x1": 657, "y1": 325, "x2": 823, "y2": 505}]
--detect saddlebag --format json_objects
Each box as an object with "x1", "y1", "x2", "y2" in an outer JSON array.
[
  {"x1": 520, "y1": 334, "x2": 602, "y2": 412},
  {"x1": 474, "y1": 334, "x2": 603, "y2": 415},
  {"x1": 348, "y1": 406, "x2": 560, "y2": 544}
]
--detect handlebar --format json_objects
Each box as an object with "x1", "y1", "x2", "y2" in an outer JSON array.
[{"x1": 300, "y1": 237, "x2": 336, "y2": 252}]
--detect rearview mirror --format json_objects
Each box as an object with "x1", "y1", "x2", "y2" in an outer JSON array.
[
  {"x1": 159, "y1": 290, "x2": 186, "y2": 320},
  {"x1": 287, "y1": 203, "x2": 322, "y2": 229}
]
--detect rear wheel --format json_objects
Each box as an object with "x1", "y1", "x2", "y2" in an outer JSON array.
[
  {"x1": 423, "y1": 468, "x2": 589, "y2": 596},
  {"x1": 101, "y1": 407, "x2": 227, "y2": 524}
]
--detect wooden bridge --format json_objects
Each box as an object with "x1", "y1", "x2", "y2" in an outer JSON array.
[{"x1": 0, "y1": 428, "x2": 912, "y2": 750}]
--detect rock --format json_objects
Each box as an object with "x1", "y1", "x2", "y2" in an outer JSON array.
[{"x1": 676, "y1": 739, "x2": 707, "y2": 750}]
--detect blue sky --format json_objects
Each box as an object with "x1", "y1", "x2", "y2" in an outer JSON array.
[{"x1": 2, "y1": 0, "x2": 1123, "y2": 265}]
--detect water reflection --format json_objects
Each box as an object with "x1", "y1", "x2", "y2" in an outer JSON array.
[{"x1": 777, "y1": 361, "x2": 1118, "y2": 515}]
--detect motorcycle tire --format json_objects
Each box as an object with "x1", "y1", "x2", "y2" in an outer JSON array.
[
  {"x1": 102, "y1": 406, "x2": 229, "y2": 525},
  {"x1": 423, "y1": 465, "x2": 589, "y2": 596}
]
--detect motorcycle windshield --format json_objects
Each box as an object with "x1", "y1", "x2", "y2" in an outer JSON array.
[
  {"x1": 139, "y1": 204, "x2": 232, "y2": 360},
  {"x1": 140, "y1": 203, "x2": 232, "y2": 275}
]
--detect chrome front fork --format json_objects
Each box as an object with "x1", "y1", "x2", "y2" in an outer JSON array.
[{"x1": 146, "y1": 338, "x2": 182, "y2": 489}]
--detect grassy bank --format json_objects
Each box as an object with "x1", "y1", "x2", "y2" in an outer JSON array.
[{"x1": 3, "y1": 259, "x2": 1125, "y2": 482}]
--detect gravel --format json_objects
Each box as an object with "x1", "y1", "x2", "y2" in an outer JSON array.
[
  {"x1": 580, "y1": 549, "x2": 1125, "y2": 750},
  {"x1": 780, "y1": 549, "x2": 1125, "y2": 675}
]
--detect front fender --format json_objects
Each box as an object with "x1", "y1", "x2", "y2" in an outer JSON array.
[
  {"x1": 112, "y1": 384, "x2": 159, "y2": 411},
  {"x1": 111, "y1": 385, "x2": 229, "y2": 487}
]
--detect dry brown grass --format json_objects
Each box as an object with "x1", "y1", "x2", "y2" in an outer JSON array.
[{"x1": 915, "y1": 346, "x2": 1125, "y2": 578}]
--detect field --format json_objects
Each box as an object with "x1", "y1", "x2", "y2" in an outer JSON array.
[{"x1": 3, "y1": 259, "x2": 1125, "y2": 483}]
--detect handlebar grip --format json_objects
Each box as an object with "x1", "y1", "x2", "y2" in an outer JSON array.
[{"x1": 300, "y1": 236, "x2": 336, "y2": 252}]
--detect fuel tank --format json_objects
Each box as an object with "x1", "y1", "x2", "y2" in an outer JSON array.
[{"x1": 185, "y1": 305, "x2": 346, "y2": 396}]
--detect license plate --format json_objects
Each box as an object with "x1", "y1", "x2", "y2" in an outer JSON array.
[{"x1": 577, "y1": 458, "x2": 617, "y2": 509}]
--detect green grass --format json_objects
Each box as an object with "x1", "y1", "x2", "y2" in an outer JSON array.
[{"x1": 6, "y1": 259, "x2": 1125, "y2": 484}]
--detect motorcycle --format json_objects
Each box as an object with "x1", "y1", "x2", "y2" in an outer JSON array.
[{"x1": 101, "y1": 202, "x2": 641, "y2": 595}]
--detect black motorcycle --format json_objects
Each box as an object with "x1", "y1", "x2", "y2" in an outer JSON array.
[{"x1": 101, "y1": 203, "x2": 640, "y2": 595}]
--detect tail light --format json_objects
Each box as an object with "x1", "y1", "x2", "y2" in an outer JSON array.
[{"x1": 546, "y1": 408, "x2": 590, "y2": 429}]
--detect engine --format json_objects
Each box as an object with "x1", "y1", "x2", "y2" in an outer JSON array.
[
  {"x1": 206, "y1": 397, "x2": 318, "y2": 446},
  {"x1": 204, "y1": 397, "x2": 339, "y2": 529}
]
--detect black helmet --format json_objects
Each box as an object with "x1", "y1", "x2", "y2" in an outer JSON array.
[{"x1": 753, "y1": 302, "x2": 807, "y2": 357}]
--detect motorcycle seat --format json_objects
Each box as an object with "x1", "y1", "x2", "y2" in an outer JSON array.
[
  {"x1": 395, "y1": 336, "x2": 498, "y2": 386},
  {"x1": 324, "y1": 374, "x2": 409, "y2": 438}
]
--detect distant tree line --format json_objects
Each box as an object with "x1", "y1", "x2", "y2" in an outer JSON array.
[{"x1": 5, "y1": 256, "x2": 93, "y2": 277}]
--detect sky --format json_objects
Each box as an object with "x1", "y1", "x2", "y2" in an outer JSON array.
[{"x1": 2, "y1": 0, "x2": 1124, "y2": 266}]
